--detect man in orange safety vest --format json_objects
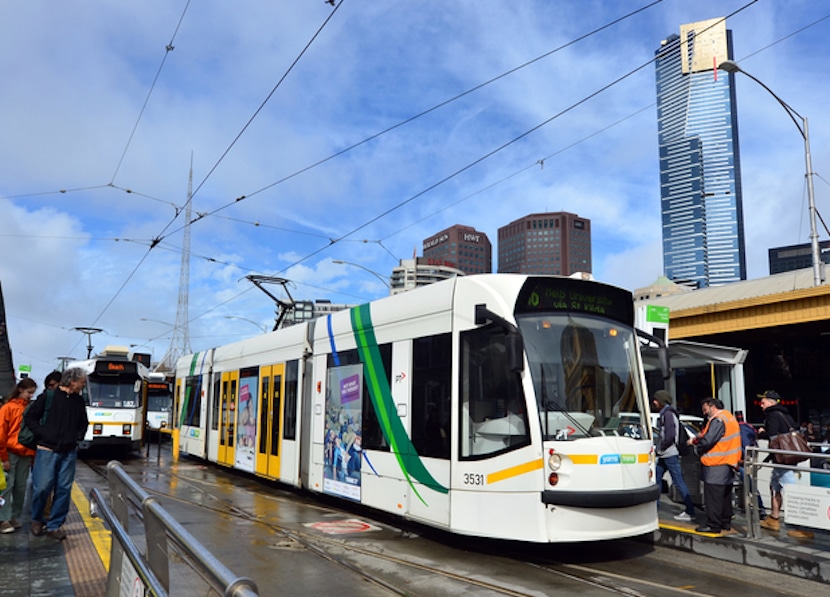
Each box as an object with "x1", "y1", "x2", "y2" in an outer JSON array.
[{"x1": 687, "y1": 397, "x2": 741, "y2": 534}]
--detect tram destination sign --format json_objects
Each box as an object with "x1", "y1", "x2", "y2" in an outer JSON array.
[{"x1": 516, "y1": 277, "x2": 634, "y2": 325}]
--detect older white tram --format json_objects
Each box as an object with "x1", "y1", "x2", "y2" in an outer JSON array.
[{"x1": 174, "y1": 275, "x2": 659, "y2": 542}]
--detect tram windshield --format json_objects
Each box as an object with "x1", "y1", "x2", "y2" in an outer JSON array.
[
  {"x1": 517, "y1": 313, "x2": 647, "y2": 439},
  {"x1": 85, "y1": 377, "x2": 142, "y2": 408}
]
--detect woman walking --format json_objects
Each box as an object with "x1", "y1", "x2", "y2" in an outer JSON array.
[{"x1": 0, "y1": 378, "x2": 38, "y2": 533}]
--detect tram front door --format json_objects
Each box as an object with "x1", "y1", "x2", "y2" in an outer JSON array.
[{"x1": 217, "y1": 370, "x2": 238, "y2": 467}]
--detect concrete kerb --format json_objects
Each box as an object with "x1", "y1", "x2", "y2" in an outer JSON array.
[{"x1": 653, "y1": 525, "x2": 830, "y2": 583}]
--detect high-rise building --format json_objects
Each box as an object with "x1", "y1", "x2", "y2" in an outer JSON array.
[
  {"x1": 656, "y1": 18, "x2": 746, "y2": 288},
  {"x1": 768, "y1": 241, "x2": 830, "y2": 275},
  {"x1": 389, "y1": 258, "x2": 464, "y2": 295},
  {"x1": 497, "y1": 212, "x2": 591, "y2": 276},
  {"x1": 422, "y1": 224, "x2": 492, "y2": 275}
]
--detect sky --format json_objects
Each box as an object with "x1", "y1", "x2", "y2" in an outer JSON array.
[{"x1": 2, "y1": 0, "x2": 829, "y2": 382}]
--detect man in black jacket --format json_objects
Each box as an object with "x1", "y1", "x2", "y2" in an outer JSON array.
[
  {"x1": 757, "y1": 390, "x2": 796, "y2": 532},
  {"x1": 24, "y1": 367, "x2": 88, "y2": 541}
]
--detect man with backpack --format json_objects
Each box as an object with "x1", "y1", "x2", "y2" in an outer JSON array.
[
  {"x1": 653, "y1": 390, "x2": 696, "y2": 522},
  {"x1": 24, "y1": 367, "x2": 88, "y2": 541}
]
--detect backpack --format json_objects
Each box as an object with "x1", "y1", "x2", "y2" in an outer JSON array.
[{"x1": 18, "y1": 390, "x2": 54, "y2": 450}]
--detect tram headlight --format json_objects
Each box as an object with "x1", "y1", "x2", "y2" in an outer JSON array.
[
  {"x1": 93, "y1": 423, "x2": 103, "y2": 435},
  {"x1": 548, "y1": 452, "x2": 562, "y2": 471},
  {"x1": 548, "y1": 472, "x2": 559, "y2": 486},
  {"x1": 122, "y1": 424, "x2": 132, "y2": 435}
]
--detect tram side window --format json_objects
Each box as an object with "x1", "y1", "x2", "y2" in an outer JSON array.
[
  {"x1": 327, "y1": 345, "x2": 392, "y2": 452},
  {"x1": 283, "y1": 360, "x2": 298, "y2": 441},
  {"x1": 411, "y1": 333, "x2": 451, "y2": 459},
  {"x1": 182, "y1": 376, "x2": 203, "y2": 428},
  {"x1": 460, "y1": 325, "x2": 530, "y2": 459},
  {"x1": 211, "y1": 377, "x2": 221, "y2": 432}
]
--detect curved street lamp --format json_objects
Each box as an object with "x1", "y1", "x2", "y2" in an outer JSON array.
[
  {"x1": 224, "y1": 315, "x2": 268, "y2": 333},
  {"x1": 332, "y1": 259, "x2": 391, "y2": 290},
  {"x1": 718, "y1": 60, "x2": 824, "y2": 286},
  {"x1": 140, "y1": 317, "x2": 175, "y2": 329}
]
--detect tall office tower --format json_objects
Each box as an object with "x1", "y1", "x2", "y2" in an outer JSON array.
[
  {"x1": 656, "y1": 18, "x2": 746, "y2": 288},
  {"x1": 497, "y1": 212, "x2": 591, "y2": 276},
  {"x1": 422, "y1": 224, "x2": 492, "y2": 275}
]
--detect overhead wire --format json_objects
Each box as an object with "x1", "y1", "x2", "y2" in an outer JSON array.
[
  {"x1": 109, "y1": 0, "x2": 193, "y2": 185},
  {"x1": 62, "y1": 1, "x2": 347, "y2": 356},
  {"x1": 183, "y1": 2, "x2": 766, "y2": 325},
  {"x1": 161, "y1": 0, "x2": 667, "y2": 239},
  {"x1": 158, "y1": 0, "x2": 347, "y2": 243}
]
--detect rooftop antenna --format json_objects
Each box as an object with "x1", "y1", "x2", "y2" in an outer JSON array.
[{"x1": 158, "y1": 155, "x2": 194, "y2": 372}]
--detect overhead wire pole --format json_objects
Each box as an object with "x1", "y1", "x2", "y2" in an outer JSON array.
[{"x1": 718, "y1": 60, "x2": 824, "y2": 287}]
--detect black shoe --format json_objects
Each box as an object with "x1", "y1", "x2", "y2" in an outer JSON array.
[
  {"x1": 31, "y1": 521, "x2": 44, "y2": 537},
  {"x1": 695, "y1": 525, "x2": 721, "y2": 534}
]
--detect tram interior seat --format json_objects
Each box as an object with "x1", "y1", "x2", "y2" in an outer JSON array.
[{"x1": 472, "y1": 413, "x2": 526, "y2": 453}]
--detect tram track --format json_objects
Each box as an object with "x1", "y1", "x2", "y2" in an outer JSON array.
[{"x1": 81, "y1": 458, "x2": 713, "y2": 597}]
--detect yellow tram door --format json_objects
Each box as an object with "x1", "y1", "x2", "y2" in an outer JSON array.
[
  {"x1": 255, "y1": 364, "x2": 283, "y2": 479},
  {"x1": 217, "y1": 370, "x2": 239, "y2": 467}
]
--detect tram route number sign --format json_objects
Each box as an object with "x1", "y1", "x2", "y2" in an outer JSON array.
[{"x1": 305, "y1": 518, "x2": 381, "y2": 535}]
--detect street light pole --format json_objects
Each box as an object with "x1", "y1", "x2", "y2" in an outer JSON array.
[
  {"x1": 73, "y1": 326, "x2": 105, "y2": 358},
  {"x1": 332, "y1": 260, "x2": 391, "y2": 290},
  {"x1": 224, "y1": 316, "x2": 268, "y2": 333},
  {"x1": 718, "y1": 60, "x2": 824, "y2": 286}
]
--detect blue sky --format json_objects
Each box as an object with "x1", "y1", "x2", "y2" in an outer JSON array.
[{"x1": 2, "y1": 1, "x2": 829, "y2": 381}]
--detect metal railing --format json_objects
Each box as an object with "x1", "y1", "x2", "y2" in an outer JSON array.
[
  {"x1": 90, "y1": 460, "x2": 259, "y2": 597},
  {"x1": 742, "y1": 443, "x2": 830, "y2": 539}
]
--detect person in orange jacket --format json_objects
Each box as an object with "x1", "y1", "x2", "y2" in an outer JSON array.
[
  {"x1": 688, "y1": 397, "x2": 741, "y2": 534},
  {"x1": 0, "y1": 378, "x2": 38, "y2": 533}
]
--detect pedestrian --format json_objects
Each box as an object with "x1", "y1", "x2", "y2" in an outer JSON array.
[
  {"x1": 25, "y1": 367, "x2": 88, "y2": 541},
  {"x1": 37, "y1": 371, "x2": 62, "y2": 519},
  {"x1": 688, "y1": 397, "x2": 741, "y2": 534},
  {"x1": 652, "y1": 390, "x2": 696, "y2": 522},
  {"x1": 756, "y1": 390, "x2": 811, "y2": 537},
  {"x1": 0, "y1": 378, "x2": 38, "y2": 533},
  {"x1": 735, "y1": 411, "x2": 766, "y2": 519}
]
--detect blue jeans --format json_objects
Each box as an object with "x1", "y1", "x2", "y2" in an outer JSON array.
[
  {"x1": 31, "y1": 448, "x2": 78, "y2": 532},
  {"x1": 656, "y1": 455, "x2": 695, "y2": 515}
]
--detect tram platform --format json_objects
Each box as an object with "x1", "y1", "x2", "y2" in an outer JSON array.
[
  {"x1": 3, "y1": 456, "x2": 830, "y2": 597},
  {"x1": 656, "y1": 493, "x2": 830, "y2": 583}
]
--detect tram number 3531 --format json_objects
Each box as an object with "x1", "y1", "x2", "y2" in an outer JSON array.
[{"x1": 463, "y1": 473, "x2": 486, "y2": 486}]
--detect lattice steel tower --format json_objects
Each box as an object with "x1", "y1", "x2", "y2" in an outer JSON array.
[{"x1": 158, "y1": 158, "x2": 193, "y2": 371}]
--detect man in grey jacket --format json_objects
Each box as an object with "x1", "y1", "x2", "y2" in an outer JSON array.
[{"x1": 653, "y1": 390, "x2": 696, "y2": 522}]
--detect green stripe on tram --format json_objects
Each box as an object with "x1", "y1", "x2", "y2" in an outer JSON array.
[{"x1": 351, "y1": 304, "x2": 448, "y2": 502}]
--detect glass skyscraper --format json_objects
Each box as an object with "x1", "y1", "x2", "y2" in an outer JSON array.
[{"x1": 655, "y1": 18, "x2": 746, "y2": 288}]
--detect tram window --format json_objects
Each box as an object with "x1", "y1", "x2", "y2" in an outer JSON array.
[
  {"x1": 283, "y1": 360, "x2": 298, "y2": 441},
  {"x1": 211, "y1": 377, "x2": 221, "y2": 432},
  {"x1": 183, "y1": 376, "x2": 203, "y2": 428},
  {"x1": 460, "y1": 325, "x2": 530, "y2": 459},
  {"x1": 259, "y1": 376, "x2": 270, "y2": 454},
  {"x1": 327, "y1": 345, "x2": 392, "y2": 452},
  {"x1": 411, "y1": 334, "x2": 451, "y2": 459}
]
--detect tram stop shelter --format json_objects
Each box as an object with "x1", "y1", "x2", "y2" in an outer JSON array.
[{"x1": 646, "y1": 267, "x2": 830, "y2": 427}]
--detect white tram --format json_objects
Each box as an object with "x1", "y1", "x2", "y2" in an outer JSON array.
[
  {"x1": 146, "y1": 372, "x2": 173, "y2": 431},
  {"x1": 174, "y1": 275, "x2": 660, "y2": 542},
  {"x1": 67, "y1": 346, "x2": 149, "y2": 451}
]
